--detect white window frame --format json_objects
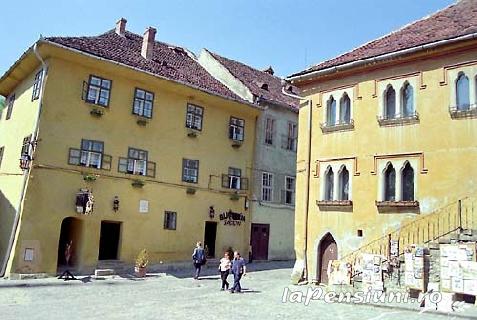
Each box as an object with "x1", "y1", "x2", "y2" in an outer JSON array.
[
  {"x1": 228, "y1": 167, "x2": 241, "y2": 190},
  {"x1": 186, "y1": 104, "x2": 204, "y2": 131},
  {"x1": 229, "y1": 117, "x2": 244, "y2": 141},
  {"x1": 183, "y1": 159, "x2": 199, "y2": 183},
  {"x1": 261, "y1": 172, "x2": 273, "y2": 202},
  {"x1": 264, "y1": 117, "x2": 275, "y2": 145},
  {"x1": 284, "y1": 176, "x2": 295, "y2": 205},
  {"x1": 80, "y1": 139, "x2": 103, "y2": 169},
  {"x1": 377, "y1": 159, "x2": 418, "y2": 202},
  {"x1": 378, "y1": 77, "x2": 417, "y2": 119},
  {"x1": 322, "y1": 88, "x2": 354, "y2": 127},
  {"x1": 319, "y1": 160, "x2": 354, "y2": 201},
  {"x1": 32, "y1": 69, "x2": 43, "y2": 101}
]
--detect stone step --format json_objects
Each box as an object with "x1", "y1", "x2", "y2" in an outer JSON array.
[{"x1": 94, "y1": 269, "x2": 115, "y2": 277}]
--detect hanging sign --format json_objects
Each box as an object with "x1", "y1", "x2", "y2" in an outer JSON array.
[
  {"x1": 75, "y1": 189, "x2": 94, "y2": 214},
  {"x1": 219, "y1": 210, "x2": 245, "y2": 226}
]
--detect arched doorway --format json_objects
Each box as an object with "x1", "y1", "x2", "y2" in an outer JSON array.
[
  {"x1": 57, "y1": 217, "x2": 83, "y2": 271},
  {"x1": 317, "y1": 233, "x2": 337, "y2": 284}
]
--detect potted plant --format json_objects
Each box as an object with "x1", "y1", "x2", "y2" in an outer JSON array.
[
  {"x1": 135, "y1": 249, "x2": 149, "y2": 277},
  {"x1": 230, "y1": 192, "x2": 240, "y2": 201},
  {"x1": 187, "y1": 128, "x2": 198, "y2": 137},
  {"x1": 136, "y1": 117, "x2": 148, "y2": 126},
  {"x1": 186, "y1": 187, "x2": 196, "y2": 195},
  {"x1": 231, "y1": 140, "x2": 242, "y2": 148},
  {"x1": 90, "y1": 108, "x2": 104, "y2": 117},
  {"x1": 132, "y1": 179, "x2": 145, "y2": 188},
  {"x1": 83, "y1": 173, "x2": 97, "y2": 182}
]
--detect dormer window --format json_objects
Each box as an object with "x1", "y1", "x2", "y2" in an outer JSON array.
[{"x1": 260, "y1": 83, "x2": 269, "y2": 91}]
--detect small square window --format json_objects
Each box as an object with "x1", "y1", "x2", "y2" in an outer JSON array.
[
  {"x1": 32, "y1": 70, "x2": 43, "y2": 101},
  {"x1": 186, "y1": 104, "x2": 204, "y2": 131},
  {"x1": 85, "y1": 75, "x2": 112, "y2": 107},
  {"x1": 182, "y1": 159, "x2": 199, "y2": 183},
  {"x1": 164, "y1": 211, "x2": 177, "y2": 230},
  {"x1": 357, "y1": 230, "x2": 363, "y2": 237},
  {"x1": 133, "y1": 88, "x2": 154, "y2": 118},
  {"x1": 24, "y1": 248, "x2": 34, "y2": 261}
]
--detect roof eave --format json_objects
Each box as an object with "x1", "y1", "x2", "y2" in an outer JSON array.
[{"x1": 288, "y1": 32, "x2": 477, "y2": 83}]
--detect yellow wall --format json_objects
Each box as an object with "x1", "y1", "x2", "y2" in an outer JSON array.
[
  {"x1": 2, "y1": 43, "x2": 259, "y2": 275},
  {"x1": 294, "y1": 46, "x2": 477, "y2": 282},
  {"x1": 0, "y1": 62, "x2": 42, "y2": 270}
]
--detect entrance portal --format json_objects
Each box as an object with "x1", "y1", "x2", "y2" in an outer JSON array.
[
  {"x1": 98, "y1": 221, "x2": 121, "y2": 260},
  {"x1": 318, "y1": 233, "x2": 337, "y2": 284},
  {"x1": 57, "y1": 217, "x2": 83, "y2": 269},
  {"x1": 251, "y1": 223, "x2": 269, "y2": 260},
  {"x1": 204, "y1": 221, "x2": 217, "y2": 258}
]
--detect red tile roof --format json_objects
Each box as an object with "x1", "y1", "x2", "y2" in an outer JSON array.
[
  {"x1": 207, "y1": 50, "x2": 300, "y2": 111},
  {"x1": 290, "y1": 0, "x2": 477, "y2": 78},
  {"x1": 45, "y1": 30, "x2": 245, "y2": 103}
]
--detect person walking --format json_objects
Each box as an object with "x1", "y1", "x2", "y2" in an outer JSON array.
[
  {"x1": 192, "y1": 241, "x2": 206, "y2": 280},
  {"x1": 218, "y1": 251, "x2": 231, "y2": 291},
  {"x1": 230, "y1": 251, "x2": 246, "y2": 293}
]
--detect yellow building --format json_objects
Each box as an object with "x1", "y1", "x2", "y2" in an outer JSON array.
[
  {"x1": 0, "y1": 19, "x2": 261, "y2": 277},
  {"x1": 289, "y1": 0, "x2": 477, "y2": 284}
]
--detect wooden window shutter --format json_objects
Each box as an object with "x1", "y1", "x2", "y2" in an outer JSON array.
[
  {"x1": 146, "y1": 161, "x2": 156, "y2": 178},
  {"x1": 101, "y1": 154, "x2": 112, "y2": 171}
]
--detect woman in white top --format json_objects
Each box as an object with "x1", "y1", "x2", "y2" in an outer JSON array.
[{"x1": 218, "y1": 251, "x2": 232, "y2": 290}]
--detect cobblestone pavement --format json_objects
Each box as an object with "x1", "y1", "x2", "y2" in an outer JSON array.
[{"x1": 1, "y1": 262, "x2": 477, "y2": 320}]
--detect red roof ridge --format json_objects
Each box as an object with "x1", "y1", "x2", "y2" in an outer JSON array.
[{"x1": 290, "y1": 0, "x2": 474, "y2": 79}]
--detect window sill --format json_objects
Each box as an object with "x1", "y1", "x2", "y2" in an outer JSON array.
[
  {"x1": 316, "y1": 200, "x2": 353, "y2": 207},
  {"x1": 375, "y1": 200, "x2": 419, "y2": 208},
  {"x1": 377, "y1": 114, "x2": 419, "y2": 126},
  {"x1": 320, "y1": 120, "x2": 354, "y2": 133},
  {"x1": 85, "y1": 101, "x2": 109, "y2": 108},
  {"x1": 449, "y1": 107, "x2": 477, "y2": 119}
]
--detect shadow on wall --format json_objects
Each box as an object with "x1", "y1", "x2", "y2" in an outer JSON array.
[{"x1": 0, "y1": 189, "x2": 17, "y2": 272}]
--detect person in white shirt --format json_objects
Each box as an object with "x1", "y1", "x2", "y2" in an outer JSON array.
[{"x1": 218, "y1": 251, "x2": 232, "y2": 290}]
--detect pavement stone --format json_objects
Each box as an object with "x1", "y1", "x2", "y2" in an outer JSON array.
[{"x1": 1, "y1": 261, "x2": 477, "y2": 320}]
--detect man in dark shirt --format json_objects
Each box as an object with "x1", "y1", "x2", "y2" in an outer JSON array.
[{"x1": 230, "y1": 251, "x2": 246, "y2": 293}]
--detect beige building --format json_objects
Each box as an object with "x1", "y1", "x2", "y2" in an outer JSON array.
[
  {"x1": 0, "y1": 19, "x2": 261, "y2": 277},
  {"x1": 198, "y1": 50, "x2": 299, "y2": 260},
  {"x1": 288, "y1": 0, "x2": 477, "y2": 283}
]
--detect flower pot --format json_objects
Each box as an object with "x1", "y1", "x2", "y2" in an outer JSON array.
[{"x1": 135, "y1": 266, "x2": 147, "y2": 277}]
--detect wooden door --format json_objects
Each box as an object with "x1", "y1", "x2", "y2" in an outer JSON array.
[
  {"x1": 319, "y1": 234, "x2": 337, "y2": 284},
  {"x1": 251, "y1": 223, "x2": 269, "y2": 260},
  {"x1": 204, "y1": 222, "x2": 217, "y2": 258}
]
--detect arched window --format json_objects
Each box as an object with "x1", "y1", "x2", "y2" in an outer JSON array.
[
  {"x1": 384, "y1": 163, "x2": 396, "y2": 201},
  {"x1": 456, "y1": 72, "x2": 470, "y2": 110},
  {"x1": 339, "y1": 93, "x2": 351, "y2": 124},
  {"x1": 326, "y1": 96, "x2": 336, "y2": 126},
  {"x1": 324, "y1": 166, "x2": 334, "y2": 201},
  {"x1": 384, "y1": 85, "x2": 396, "y2": 119},
  {"x1": 402, "y1": 162, "x2": 414, "y2": 201},
  {"x1": 338, "y1": 166, "x2": 349, "y2": 200},
  {"x1": 401, "y1": 82, "x2": 414, "y2": 117}
]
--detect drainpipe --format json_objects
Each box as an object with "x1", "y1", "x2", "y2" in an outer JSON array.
[
  {"x1": 1, "y1": 42, "x2": 48, "y2": 277},
  {"x1": 282, "y1": 87, "x2": 312, "y2": 281}
]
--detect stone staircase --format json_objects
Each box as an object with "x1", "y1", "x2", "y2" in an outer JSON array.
[{"x1": 337, "y1": 196, "x2": 477, "y2": 293}]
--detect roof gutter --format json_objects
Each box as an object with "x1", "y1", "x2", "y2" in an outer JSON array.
[
  {"x1": 1, "y1": 43, "x2": 48, "y2": 277},
  {"x1": 288, "y1": 32, "x2": 477, "y2": 83},
  {"x1": 38, "y1": 39, "x2": 260, "y2": 111}
]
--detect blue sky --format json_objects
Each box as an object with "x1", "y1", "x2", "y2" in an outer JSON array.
[{"x1": 0, "y1": 0, "x2": 455, "y2": 78}]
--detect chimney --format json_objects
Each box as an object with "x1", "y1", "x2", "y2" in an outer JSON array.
[
  {"x1": 115, "y1": 18, "x2": 127, "y2": 36},
  {"x1": 263, "y1": 66, "x2": 274, "y2": 75},
  {"x1": 141, "y1": 27, "x2": 157, "y2": 60}
]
